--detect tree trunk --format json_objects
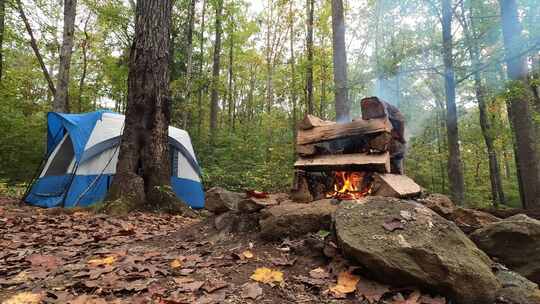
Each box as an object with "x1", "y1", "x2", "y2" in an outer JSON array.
[
  {"x1": 53, "y1": 0, "x2": 78, "y2": 113},
  {"x1": 197, "y1": 0, "x2": 206, "y2": 139},
  {"x1": 16, "y1": 0, "x2": 56, "y2": 96},
  {"x1": 500, "y1": 0, "x2": 540, "y2": 209},
  {"x1": 331, "y1": 0, "x2": 349, "y2": 122},
  {"x1": 227, "y1": 21, "x2": 234, "y2": 128},
  {"x1": 289, "y1": 0, "x2": 297, "y2": 144},
  {"x1": 441, "y1": 0, "x2": 465, "y2": 204},
  {"x1": 209, "y1": 0, "x2": 223, "y2": 144},
  {"x1": 78, "y1": 15, "x2": 90, "y2": 113},
  {"x1": 182, "y1": 0, "x2": 196, "y2": 129},
  {"x1": 0, "y1": 0, "x2": 5, "y2": 82},
  {"x1": 306, "y1": 0, "x2": 314, "y2": 115},
  {"x1": 106, "y1": 0, "x2": 175, "y2": 211},
  {"x1": 460, "y1": 4, "x2": 505, "y2": 206}
]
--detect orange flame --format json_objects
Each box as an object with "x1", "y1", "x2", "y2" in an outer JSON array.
[{"x1": 326, "y1": 171, "x2": 372, "y2": 200}]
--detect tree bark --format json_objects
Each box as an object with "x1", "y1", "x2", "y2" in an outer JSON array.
[
  {"x1": 183, "y1": 0, "x2": 196, "y2": 129},
  {"x1": 78, "y1": 15, "x2": 90, "y2": 113},
  {"x1": 209, "y1": 0, "x2": 223, "y2": 144},
  {"x1": 197, "y1": 0, "x2": 206, "y2": 139},
  {"x1": 306, "y1": 0, "x2": 314, "y2": 115},
  {"x1": 16, "y1": 0, "x2": 56, "y2": 96},
  {"x1": 0, "y1": 0, "x2": 5, "y2": 82},
  {"x1": 289, "y1": 0, "x2": 297, "y2": 144},
  {"x1": 227, "y1": 18, "x2": 234, "y2": 128},
  {"x1": 331, "y1": 0, "x2": 349, "y2": 122},
  {"x1": 106, "y1": 0, "x2": 175, "y2": 210},
  {"x1": 460, "y1": 4, "x2": 505, "y2": 206},
  {"x1": 500, "y1": 0, "x2": 540, "y2": 209},
  {"x1": 441, "y1": 0, "x2": 465, "y2": 204},
  {"x1": 53, "y1": 0, "x2": 78, "y2": 113}
]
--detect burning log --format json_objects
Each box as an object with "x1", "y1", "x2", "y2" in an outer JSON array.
[
  {"x1": 296, "y1": 117, "x2": 392, "y2": 145},
  {"x1": 294, "y1": 152, "x2": 391, "y2": 173},
  {"x1": 371, "y1": 173, "x2": 421, "y2": 198}
]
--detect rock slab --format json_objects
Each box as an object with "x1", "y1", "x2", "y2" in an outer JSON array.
[
  {"x1": 259, "y1": 199, "x2": 337, "y2": 240},
  {"x1": 205, "y1": 187, "x2": 245, "y2": 214},
  {"x1": 334, "y1": 196, "x2": 500, "y2": 304},
  {"x1": 470, "y1": 214, "x2": 540, "y2": 284}
]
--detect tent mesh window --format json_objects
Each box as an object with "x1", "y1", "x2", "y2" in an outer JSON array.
[{"x1": 44, "y1": 135, "x2": 75, "y2": 176}]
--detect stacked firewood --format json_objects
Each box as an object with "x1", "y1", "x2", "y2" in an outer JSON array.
[{"x1": 291, "y1": 96, "x2": 420, "y2": 202}]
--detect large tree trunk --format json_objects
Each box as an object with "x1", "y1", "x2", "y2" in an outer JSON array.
[
  {"x1": 106, "y1": 0, "x2": 175, "y2": 211},
  {"x1": 460, "y1": 4, "x2": 506, "y2": 206},
  {"x1": 53, "y1": 0, "x2": 77, "y2": 113},
  {"x1": 182, "y1": 0, "x2": 196, "y2": 130},
  {"x1": 16, "y1": 0, "x2": 56, "y2": 96},
  {"x1": 500, "y1": 0, "x2": 540, "y2": 209},
  {"x1": 331, "y1": 0, "x2": 349, "y2": 122},
  {"x1": 441, "y1": 0, "x2": 465, "y2": 204},
  {"x1": 306, "y1": 0, "x2": 314, "y2": 114},
  {"x1": 0, "y1": 0, "x2": 5, "y2": 82},
  {"x1": 209, "y1": 0, "x2": 223, "y2": 144},
  {"x1": 227, "y1": 20, "x2": 234, "y2": 128}
]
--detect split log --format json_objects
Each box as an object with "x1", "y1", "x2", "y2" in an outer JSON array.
[
  {"x1": 371, "y1": 173, "x2": 421, "y2": 198},
  {"x1": 298, "y1": 114, "x2": 334, "y2": 130},
  {"x1": 360, "y1": 96, "x2": 388, "y2": 120},
  {"x1": 297, "y1": 117, "x2": 392, "y2": 145},
  {"x1": 296, "y1": 132, "x2": 392, "y2": 156},
  {"x1": 294, "y1": 152, "x2": 390, "y2": 173}
]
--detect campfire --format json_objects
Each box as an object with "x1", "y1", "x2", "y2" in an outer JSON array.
[
  {"x1": 291, "y1": 96, "x2": 421, "y2": 202},
  {"x1": 326, "y1": 171, "x2": 374, "y2": 200}
]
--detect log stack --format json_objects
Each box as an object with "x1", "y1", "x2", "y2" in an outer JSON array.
[{"x1": 291, "y1": 96, "x2": 421, "y2": 202}]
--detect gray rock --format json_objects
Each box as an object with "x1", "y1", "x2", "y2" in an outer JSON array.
[
  {"x1": 493, "y1": 264, "x2": 540, "y2": 304},
  {"x1": 259, "y1": 199, "x2": 337, "y2": 240},
  {"x1": 335, "y1": 196, "x2": 500, "y2": 304},
  {"x1": 470, "y1": 214, "x2": 540, "y2": 284},
  {"x1": 205, "y1": 187, "x2": 245, "y2": 214}
]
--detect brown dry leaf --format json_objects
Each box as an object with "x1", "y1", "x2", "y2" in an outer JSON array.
[
  {"x1": 88, "y1": 255, "x2": 116, "y2": 267},
  {"x1": 177, "y1": 280, "x2": 205, "y2": 293},
  {"x1": 26, "y1": 254, "x2": 60, "y2": 270},
  {"x1": 68, "y1": 295, "x2": 108, "y2": 304},
  {"x1": 242, "y1": 250, "x2": 254, "y2": 259},
  {"x1": 170, "y1": 259, "x2": 183, "y2": 269},
  {"x1": 3, "y1": 292, "x2": 43, "y2": 304},
  {"x1": 250, "y1": 267, "x2": 284, "y2": 285},
  {"x1": 383, "y1": 217, "x2": 405, "y2": 232},
  {"x1": 329, "y1": 271, "x2": 360, "y2": 296},
  {"x1": 202, "y1": 278, "x2": 228, "y2": 293},
  {"x1": 393, "y1": 291, "x2": 422, "y2": 304},
  {"x1": 356, "y1": 276, "x2": 390, "y2": 303},
  {"x1": 241, "y1": 282, "x2": 263, "y2": 299},
  {"x1": 309, "y1": 267, "x2": 330, "y2": 279}
]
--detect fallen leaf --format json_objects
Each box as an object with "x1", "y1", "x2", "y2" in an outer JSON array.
[
  {"x1": 88, "y1": 255, "x2": 116, "y2": 267},
  {"x1": 242, "y1": 250, "x2": 254, "y2": 259},
  {"x1": 383, "y1": 217, "x2": 405, "y2": 232},
  {"x1": 177, "y1": 280, "x2": 204, "y2": 292},
  {"x1": 393, "y1": 291, "x2": 422, "y2": 304},
  {"x1": 27, "y1": 254, "x2": 60, "y2": 270},
  {"x1": 329, "y1": 271, "x2": 360, "y2": 296},
  {"x1": 69, "y1": 295, "x2": 108, "y2": 304},
  {"x1": 250, "y1": 267, "x2": 284, "y2": 285},
  {"x1": 294, "y1": 275, "x2": 326, "y2": 286},
  {"x1": 202, "y1": 278, "x2": 228, "y2": 293},
  {"x1": 356, "y1": 276, "x2": 390, "y2": 303},
  {"x1": 3, "y1": 292, "x2": 44, "y2": 304},
  {"x1": 241, "y1": 282, "x2": 263, "y2": 299},
  {"x1": 271, "y1": 256, "x2": 295, "y2": 266},
  {"x1": 246, "y1": 190, "x2": 269, "y2": 198},
  {"x1": 309, "y1": 267, "x2": 330, "y2": 279},
  {"x1": 170, "y1": 259, "x2": 183, "y2": 269}
]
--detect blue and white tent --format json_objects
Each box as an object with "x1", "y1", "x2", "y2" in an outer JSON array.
[{"x1": 24, "y1": 111, "x2": 205, "y2": 209}]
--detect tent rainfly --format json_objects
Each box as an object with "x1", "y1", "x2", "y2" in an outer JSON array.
[{"x1": 24, "y1": 111, "x2": 205, "y2": 209}]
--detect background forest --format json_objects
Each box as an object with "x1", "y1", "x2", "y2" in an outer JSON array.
[{"x1": 0, "y1": 0, "x2": 539, "y2": 208}]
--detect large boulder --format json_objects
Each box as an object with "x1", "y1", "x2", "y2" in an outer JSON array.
[
  {"x1": 205, "y1": 187, "x2": 245, "y2": 214},
  {"x1": 259, "y1": 199, "x2": 337, "y2": 240},
  {"x1": 493, "y1": 264, "x2": 540, "y2": 304},
  {"x1": 417, "y1": 193, "x2": 500, "y2": 233},
  {"x1": 470, "y1": 214, "x2": 540, "y2": 284},
  {"x1": 334, "y1": 196, "x2": 500, "y2": 304}
]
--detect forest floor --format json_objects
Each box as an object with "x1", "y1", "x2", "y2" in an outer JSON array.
[{"x1": 0, "y1": 195, "x2": 444, "y2": 304}]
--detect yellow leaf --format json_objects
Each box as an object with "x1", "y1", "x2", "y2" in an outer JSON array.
[
  {"x1": 3, "y1": 292, "x2": 43, "y2": 304},
  {"x1": 170, "y1": 259, "x2": 183, "y2": 269},
  {"x1": 88, "y1": 255, "x2": 116, "y2": 267},
  {"x1": 250, "y1": 267, "x2": 284, "y2": 285},
  {"x1": 330, "y1": 271, "x2": 360, "y2": 295},
  {"x1": 242, "y1": 250, "x2": 254, "y2": 259}
]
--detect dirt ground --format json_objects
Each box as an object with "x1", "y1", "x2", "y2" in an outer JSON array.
[{"x1": 0, "y1": 196, "x2": 445, "y2": 304}]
